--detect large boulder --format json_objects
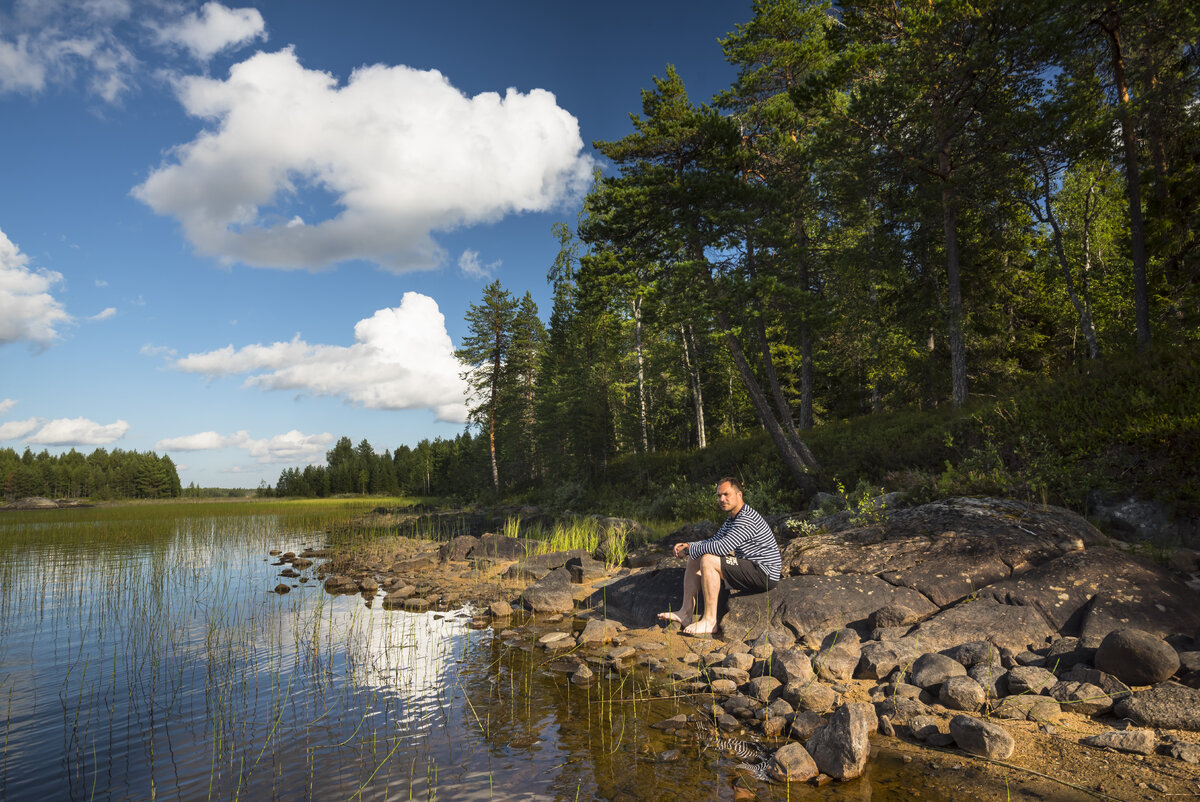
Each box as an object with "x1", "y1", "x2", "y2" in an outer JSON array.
[
  {"x1": 949, "y1": 714, "x2": 1015, "y2": 760},
  {"x1": 505, "y1": 549, "x2": 590, "y2": 582},
  {"x1": 907, "y1": 598, "x2": 1055, "y2": 654},
  {"x1": 813, "y1": 628, "x2": 862, "y2": 682},
  {"x1": 438, "y1": 535, "x2": 479, "y2": 561},
  {"x1": 583, "y1": 567, "x2": 683, "y2": 627},
  {"x1": 1095, "y1": 628, "x2": 1181, "y2": 686},
  {"x1": 805, "y1": 702, "x2": 877, "y2": 779},
  {"x1": 1114, "y1": 682, "x2": 1200, "y2": 731},
  {"x1": 910, "y1": 652, "x2": 967, "y2": 690},
  {"x1": 475, "y1": 533, "x2": 538, "y2": 560},
  {"x1": 520, "y1": 567, "x2": 575, "y2": 614}
]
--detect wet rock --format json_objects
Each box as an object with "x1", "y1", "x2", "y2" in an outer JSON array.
[
  {"x1": 273, "y1": 583, "x2": 290, "y2": 594},
  {"x1": 1007, "y1": 665, "x2": 1057, "y2": 695},
  {"x1": 950, "y1": 715, "x2": 1015, "y2": 760},
  {"x1": 521, "y1": 567, "x2": 575, "y2": 614},
  {"x1": 571, "y1": 664, "x2": 594, "y2": 685},
  {"x1": 878, "y1": 714, "x2": 895, "y2": 736},
  {"x1": 291, "y1": 558, "x2": 313, "y2": 569},
  {"x1": 767, "y1": 742, "x2": 818, "y2": 783},
  {"x1": 403, "y1": 597, "x2": 431, "y2": 612},
  {"x1": 438, "y1": 534, "x2": 479, "y2": 561},
  {"x1": 357, "y1": 577, "x2": 380, "y2": 594},
  {"x1": 806, "y1": 703, "x2": 877, "y2": 780},
  {"x1": 939, "y1": 676, "x2": 986, "y2": 712},
  {"x1": 858, "y1": 638, "x2": 921, "y2": 680},
  {"x1": 1095, "y1": 628, "x2": 1181, "y2": 686},
  {"x1": 1114, "y1": 681, "x2": 1200, "y2": 731},
  {"x1": 489, "y1": 600, "x2": 513, "y2": 618},
  {"x1": 910, "y1": 653, "x2": 967, "y2": 690},
  {"x1": 323, "y1": 575, "x2": 359, "y2": 594},
  {"x1": 577, "y1": 618, "x2": 620, "y2": 645},
  {"x1": 651, "y1": 714, "x2": 690, "y2": 730},
  {"x1": 813, "y1": 628, "x2": 861, "y2": 682},
  {"x1": 1082, "y1": 729, "x2": 1156, "y2": 755}
]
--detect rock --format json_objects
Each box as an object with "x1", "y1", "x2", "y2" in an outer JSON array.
[
  {"x1": 273, "y1": 583, "x2": 290, "y2": 594},
  {"x1": 1048, "y1": 680, "x2": 1112, "y2": 716},
  {"x1": 489, "y1": 600, "x2": 513, "y2": 618},
  {"x1": 870, "y1": 604, "x2": 922, "y2": 629},
  {"x1": 1095, "y1": 628, "x2": 1181, "y2": 686},
  {"x1": 506, "y1": 549, "x2": 590, "y2": 582},
  {"x1": 1165, "y1": 738, "x2": 1200, "y2": 764},
  {"x1": 762, "y1": 714, "x2": 789, "y2": 737},
  {"x1": 707, "y1": 666, "x2": 751, "y2": 685},
  {"x1": 858, "y1": 638, "x2": 922, "y2": 680},
  {"x1": 651, "y1": 714, "x2": 690, "y2": 731},
  {"x1": 806, "y1": 703, "x2": 877, "y2": 780},
  {"x1": 403, "y1": 597, "x2": 431, "y2": 612},
  {"x1": 1007, "y1": 665, "x2": 1058, "y2": 695},
  {"x1": 873, "y1": 696, "x2": 930, "y2": 724},
  {"x1": 438, "y1": 535, "x2": 480, "y2": 561},
  {"x1": 724, "y1": 652, "x2": 755, "y2": 672},
  {"x1": 910, "y1": 653, "x2": 967, "y2": 690},
  {"x1": 1081, "y1": 729, "x2": 1156, "y2": 755},
  {"x1": 939, "y1": 676, "x2": 986, "y2": 712},
  {"x1": 720, "y1": 574, "x2": 939, "y2": 646},
  {"x1": 324, "y1": 575, "x2": 359, "y2": 594},
  {"x1": 944, "y1": 641, "x2": 1002, "y2": 669},
  {"x1": 475, "y1": 533, "x2": 537, "y2": 560},
  {"x1": 358, "y1": 577, "x2": 379, "y2": 594},
  {"x1": 908, "y1": 715, "x2": 945, "y2": 741},
  {"x1": 949, "y1": 715, "x2": 1015, "y2": 760},
  {"x1": 744, "y1": 675, "x2": 782, "y2": 703},
  {"x1": 1058, "y1": 664, "x2": 1132, "y2": 701},
  {"x1": 566, "y1": 555, "x2": 608, "y2": 584},
  {"x1": 709, "y1": 679, "x2": 739, "y2": 695},
  {"x1": 521, "y1": 567, "x2": 575, "y2": 614},
  {"x1": 767, "y1": 649, "x2": 814, "y2": 686},
  {"x1": 993, "y1": 695, "x2": 1061, "y2": 722},
  {"x1": 790, "y1": 710, "x2": 824, "y2": 740},
  {"x1": 1043, "y1": 637, "x2": 1096, "y2": 672},
  {"x1": 813, "y1": 628, "x2": 862, "y2": 682},
  {"x1": 10, "y1": 497, "x2": 58, "y2": 509},
  {"x1": 1088, "y1": 494, "x2": 1176, "y2": 543},
  {"x1": 908, "y1": 599, "x2": 1055, "y2": 654},
  {"x1": 577, "y1": 618, "x2": 621, "y2": 645},
  {"x1": 784, "y1": 681, "x2": 837, "y2": 714},
  {"x1": 1114, "y1": 681, "x2": 1200, "y2": 731},
  {"x1": 767, "y1": 742, "x2": 819, "y2": 783},
  {"x1": 968, "y1": 663, "x2": 1009, "y2": 700},
  {"x1": 571, "y1": 664, "x2": 594, "y2": 685}
]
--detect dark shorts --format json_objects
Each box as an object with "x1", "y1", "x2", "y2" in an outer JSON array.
[{"x1": 720, "y1": 555, "x2": 778, "y2": 594}]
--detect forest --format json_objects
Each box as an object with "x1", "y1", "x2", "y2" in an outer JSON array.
[
  {"x1": 297, "y1": 0, "x2": 1193, "y2": 513},
  {"x1": 1, "y1": 447, "x2": 182, "y2": 500}
]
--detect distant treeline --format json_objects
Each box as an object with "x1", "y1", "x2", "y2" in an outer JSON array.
[
  {"x1": 1, "y1": 447, "x2": 181, "y2": 501},
  {"x1": 266, "y1": 434, "x2": 487, "y2": 499}
]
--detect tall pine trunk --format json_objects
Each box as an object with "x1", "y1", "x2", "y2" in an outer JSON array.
[{"x1": 936, "y1": 117, "x2": 969, "y2": 407}]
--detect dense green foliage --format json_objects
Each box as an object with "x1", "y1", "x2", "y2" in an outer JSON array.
[
  {"x1": 276, "y1": 1, "x2": 1198, "y2": 515},
  {"x1": 1, "y1": 447, "x2": 181, "y2": 500}
]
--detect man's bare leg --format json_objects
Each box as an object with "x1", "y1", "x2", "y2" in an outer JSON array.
[
  {"x1": 683, "y1": 554, "x2": 723, "y2": 635},
  {"x1": 658, "y1": 556, "x2": 702, "y2": 626}
]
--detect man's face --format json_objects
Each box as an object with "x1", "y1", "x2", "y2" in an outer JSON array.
[{"x1": 716, "y1": 482, "x2": 742, "y2": 512}]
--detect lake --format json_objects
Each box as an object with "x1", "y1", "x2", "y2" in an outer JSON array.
[{"x1": 0, "y1": 501, "x2": 1088, "y2": 800}]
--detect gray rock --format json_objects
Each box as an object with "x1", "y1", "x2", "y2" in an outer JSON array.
[
  {"x1": 870, "y1": 603, "x2": 922, "y2": 629},
  {"x1": 1088, "y1": 494, "x2": 1175, "y2": 544},
  {"x1": 939, "y1": 676, "x2": 986, "y2": 712},
  {"x1": 1058, "y1": 664, "x2": 1132, "y2": 701},
  {"x1": 767, "y1": 742, "x2": 819, "y2": 782},
  {"x1": 506, "y1": 549, "x2": 590, "y2": 582},
  {"x1": 571, "y1": 664, "x2": 594, "y2": 685},
  {"x1": 1095, "y1": 628, "x2": 1181, "y2": 686},
  {"x1": 968, "y1": 663, "x2": 1009, "y2": 700},
  {"x1": 858, "y1": 638, "x2": 921, "y2": 680},
  {"x1": 873, "y1": 696, "x2": 930, "y2": 724},
  {"x1": 1166, "y1": 738, "x2": 1200, "y2": 765},
  {"x1": 520, "y1": 567, "x2": 575, "y2": 614},
  {"x1": 789, "y1": 710, "x2": 825, "y2": 740},
  {"x1": 566, "y1": 555, "x2": 608, "y2": 584},
  {"x1": 1048, "y1": 680, "x2": 1112, "y2": 716},
  {"x1": 806, "y1": 703, "x2": 878, "y2": 780},
  {"x1": 950, "y1": 714, "x2": 1015, "y2": 760},
  {"x1": 910, "y1": 653, "x2": 967, "y2": 690},
  {"x1": 475, "y1": 533, "x2": 538, "y2": 559},
  {"x1": 944, "y1": 641, "x2": 1002, "y2": 668},
  {"x1": 744, "y1": 675, "x2": 782, "y2": 703},
  {"x1": 993, "y1": 694, "x2": 1061, "y2": 722},
  {"x1": 1114, "y1": 681, "x2": 1200, "y2": 731},
  {"x1": 489, "y1": 600, "x2": 513, "y2": 618},
  {"x1": 438, "y1": 535, "x2": 479, "y2": 561},
  {"x1": 1043, "y1": 637, "x2": 1095, "y2": 672},
  {"x1": 908, "y1": 715, "x2": 945, "y2": 741},
  {"x1": 1007, "y1": 665, "x2": 1057, "y2": 695},
  {"x1": 1081, "y1": 729, "x2": 1156, "y2": 755},
  {"x1": 908, "y1": 599, "x2": 1055, "y2": 654},
  {"x1": 784, "y1": 680, "x2": 838, "y2": 714},
  {"x1": 814, "y1": 628, "x2": 862, "y2": 682},
  {"x1": 577, "y1": 618, "x2": 620, "y2": 645},
  {"x1": 768, "y1": 649, "x2": 814, "y2": 686},
  {"x1": 724, "y1": 652, "x2": 755, "y2": 671}
]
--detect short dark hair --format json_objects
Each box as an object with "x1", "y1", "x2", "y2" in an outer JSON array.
[{"x1": 717, "y1": 476, "x2": 743, "y2": 493}]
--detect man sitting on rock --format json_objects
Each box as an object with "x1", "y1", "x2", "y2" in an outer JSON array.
[{"x1": 658, "y1": 477, "x2": 782, "y2": 636}]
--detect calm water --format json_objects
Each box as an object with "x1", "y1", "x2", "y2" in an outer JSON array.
[{"x1": 0, "y1": 506, "x2": 1086, "y2": 801}]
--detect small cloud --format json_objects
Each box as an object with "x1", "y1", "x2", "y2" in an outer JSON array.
[
  {"x1": 156, "y1": 428, "x2": 331, "y2": 464},
  {"x1": 0, "y1": 398, "x2": 15, "y2": 414},
  {"x1": 0, "y1": 417, "x2": 40, "y2": 441},
  {"x1": 88, "y1": 307, "x2": 117, "y2": 321},
  {"x1": 140, "y1": 343, "x2": 178, "y2": 358},
  {"x1": 155, "y1": 2, "x2": 267, "y2": 62},
  {"x1": 26, "y1": 417, "x2": 130, "y2": 445},
  {"x1": 458, "y1": 249, "x2": 500, "y2": 279},
  {"x1": 94, "y1": 279, "x2": 108, "y2": 287}
]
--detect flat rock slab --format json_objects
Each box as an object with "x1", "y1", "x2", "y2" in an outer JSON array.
[
  {"x1": 908, "y1": 597, "x2": 1055, "y2": 653},
  {"x1": 979, "y1": 547, "x2": 1200, "y2": 643},
  {"x1": 1115, "y1": 682, "x2": 1200, "y2": 731},
  {"x1": 583, "y1": 567, "x2": 683, "y2": 628},
  {"x1": 505, "y1": 549, "x2": 590, "y2": 582},
  {"x1": 721, "y1": 574, "x2": 938, "y2": 645}
]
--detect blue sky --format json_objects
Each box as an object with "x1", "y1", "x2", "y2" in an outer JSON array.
[{"x1": 1, "y1": 0, "x2": 743, "y2": 488}]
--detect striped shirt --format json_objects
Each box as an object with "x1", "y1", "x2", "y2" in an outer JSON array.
[{"x1": 688, "y1": 504, "x2": 782, "y2": 581}]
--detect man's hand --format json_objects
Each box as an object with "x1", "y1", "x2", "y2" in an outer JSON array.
[{"x1": 673, "y1": 542, "x2": 689, "y2": 559}]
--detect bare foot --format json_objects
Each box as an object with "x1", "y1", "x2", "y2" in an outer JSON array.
[
  {"x1": 657, "y1": 610, "x2": 691, "y2": 627},
  {"x1": 682, "y1": 619, "x2": 717, "y2": 636}
]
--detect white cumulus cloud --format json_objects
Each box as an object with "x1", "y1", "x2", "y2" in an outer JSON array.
[
  {"x1": 0, "y1": 398, "x2": 15, "y2": 414},
  {"x1": 172, "y1": 291, "x2": 468, "y2": 422},
  {"x1": 458, "y1": 249, "x2": 499, "y2": 279},
  {"x1": 0, "y1": 417, "x2": 40, "y2": 440},
  {"x1": 156, "y1": 428, "x2": 332, "y2": 464},
  {"x1": 0, "y1": 226, "x2": 71, "y2": 347},
  {"x1": 88, "y1": 307, "x2": 117, "y2": 321},
  {"x1": 156, "y1": 2, "x2": 266, "y2": 62},
  {"x1": 133, "y1": 48, "x2": 593, "y2": 272},
  {"x1": 26, "y1": 417, "x2": 130, "y2": 445}
]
